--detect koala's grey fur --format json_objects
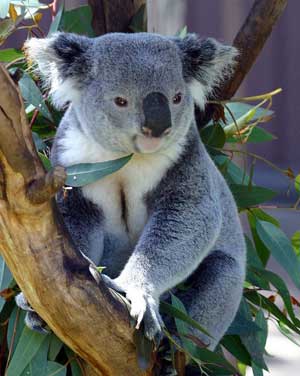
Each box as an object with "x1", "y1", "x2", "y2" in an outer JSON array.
[{"x1": 20, "y1": 31, "x2": 246, "y2": 350}]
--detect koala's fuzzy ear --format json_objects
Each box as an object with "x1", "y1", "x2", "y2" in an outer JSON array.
[
  {"x1": 174, "y1": 34, "x2": 238, "y2": 108},
  {"x1": 25, "y1": 32, "x2": 92, "y2": 108}
]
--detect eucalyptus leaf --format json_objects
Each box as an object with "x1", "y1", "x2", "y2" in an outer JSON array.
[
  {"x1": 59, "y1": 5, "x2": 94, "y2": 36},
  {"x1": 213, "y1": 155, "x2": 249, "y2": 185},
  {"x1": 160, "y1": 301, "x2": 211, "y2": 337},
  {"x1": 200, "y1": 123, "x2": 226, "y2": 148},
  {"x1": 230, "y1": 185, "x2": 277, "y2": 208},
  {"x1": 0, "y1": 256, "x2": 12, "y2": 311},
  {"x1": 221, "y1": 335, "x2": 251, "y2": 366},
  {"x1": 65, "y1": 154, "x2": 132, "y2": 187},
  {"x1": 6, "y1": 326, "x2": 48, "y2": 376},
  {"x1": 256, "y1": 220, "x2": 300, "y2": 289},
  {"x1": 0, "y1": 48, "x2": 23, "y2": 62},
  {"x1": 295, "y1": 174, "x2": 300, "y2": 193},
  {"x1": 47, "y1": 361, "x2": 66, "y2": 376},
  {"x1": 171, "y1": 294, "x2": 196, "y2": 353},
  {"x1": 19, "y1": 72, "x2": 53, "y2": 122}
]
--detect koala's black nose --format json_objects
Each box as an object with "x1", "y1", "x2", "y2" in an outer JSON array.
[{"x1": 142, "y1": 92, "x2": 172, "y2": 137}]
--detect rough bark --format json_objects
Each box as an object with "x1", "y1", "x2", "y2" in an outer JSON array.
[{"x1": 0, "y1": 0, "x2": 288, "y2": 375}]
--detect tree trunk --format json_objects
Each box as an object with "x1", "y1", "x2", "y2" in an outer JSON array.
[{"x1": 0, "y1": 0, "x2": 287, "y2": 375}]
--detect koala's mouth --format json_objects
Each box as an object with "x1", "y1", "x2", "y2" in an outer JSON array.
[{"x1": 134, "y1": 134, "x2": 164, "y2": 153}]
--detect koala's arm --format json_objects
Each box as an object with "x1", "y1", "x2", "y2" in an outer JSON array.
[{"x1": 114, "y1": 147, "x2": 222, "y2": 300}]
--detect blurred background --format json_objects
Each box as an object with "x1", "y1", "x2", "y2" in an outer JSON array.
[{"x1": 2, "y1": 1, "x2": 300, "y2": 375}]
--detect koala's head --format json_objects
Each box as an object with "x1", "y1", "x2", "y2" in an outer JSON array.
[{"x1": 25, "y1": 32, "x2": 237, "y2": 154}]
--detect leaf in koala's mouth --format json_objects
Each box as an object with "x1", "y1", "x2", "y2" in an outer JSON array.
[{"x1": 65, "y1": 154, "x2": 133, "y2": 187}]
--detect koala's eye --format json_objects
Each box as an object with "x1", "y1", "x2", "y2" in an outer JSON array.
[
  {"x1": 172, "y1": 93, "x2": 182, "y2": 105},
  {"x1": 114, "y1": 97, "x2": 128, "y2": 107}
]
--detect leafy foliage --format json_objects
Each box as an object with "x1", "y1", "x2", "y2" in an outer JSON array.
[{"x1": 0, "y1": 6, "x2": 300, "y2": 376}]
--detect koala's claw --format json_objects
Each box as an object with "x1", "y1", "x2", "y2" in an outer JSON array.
[
  {"x1": 101, "y1": 274, "x2": 164, "y2": 342},
  {"x1": 15, "y1": 293, "x2": 49, "y2": 334}
]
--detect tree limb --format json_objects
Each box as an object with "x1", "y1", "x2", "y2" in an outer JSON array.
[
  {"x1": 0, "y1": 64, "x2": 146, "y2": 376},
  {"x1": 196, "y1": 0, "x2": 288, "y2": 127}
]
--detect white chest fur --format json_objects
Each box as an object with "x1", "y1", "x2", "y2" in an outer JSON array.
[{"x1": 58, "y1": 127, "x2": 183, "y2": 243}]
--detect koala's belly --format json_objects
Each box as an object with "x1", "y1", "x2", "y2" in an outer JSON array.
[{"x1": 82, "y1": 176, "x2": 149, "y2": 276}]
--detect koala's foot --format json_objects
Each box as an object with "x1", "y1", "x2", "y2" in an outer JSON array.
[
  {"x1": 15, "y1": 293, "x2": 50, "y2": 334},
  {"x1": 101, "y1": 274, "x2": 164, "y2": 344}
]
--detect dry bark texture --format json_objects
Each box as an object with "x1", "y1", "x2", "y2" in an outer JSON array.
[{"x1": 0, "y1": 0, "x2": 287, "y2": 375}]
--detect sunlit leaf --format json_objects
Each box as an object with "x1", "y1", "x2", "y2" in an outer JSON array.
[
  {"x1": 0, "y1": 48, "x2": 23, "y2": 62},
  {"x1": 291, "y1": 231, "x2": 300, "y2": 257},
  {"x1": 295, "y1": 174, "x2": 300, "y2": 193}
]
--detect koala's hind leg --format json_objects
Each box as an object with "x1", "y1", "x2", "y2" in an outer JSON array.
[{"x1": 177, "y1": 250, "x2": 245, "y2": 350}]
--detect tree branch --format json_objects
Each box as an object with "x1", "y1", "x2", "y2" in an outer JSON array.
[
  {"x1": 0, "y1": 63, "x2": 146, "y2": 376},
  {"x1": 196, "y1": 0, "x2": 288, "y2": 127},
  {"x1": 222, "y1": 0, "x2": 288, "y2": 99}
]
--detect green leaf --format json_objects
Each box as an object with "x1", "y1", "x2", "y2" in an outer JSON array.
[
  {"x1": 247, "y1": 212, "x2": 270, "y2": 266},
  {"x1": 221, "y1": 335, "x2": 251, "y2": 366},
  {"x1": 238, "y1": 301, "x2": 268, "y2": 370},
  {"x1": 295, "y1": 174, "x2": 300, "y2": 193},
  {"x1": 291, "y1": 231, "x2": 300, "y2": 257},
  {"x1": 19, "y1": 72, "x2": 53, "y2": 122},
  {"x1": 252, "y1": 267, "x2": 300, "y2": 326},
  {"x1": 245, "y1": 290, "x2": 300, "y2": 334},
  {"x1": 227, "y1": 126, "x2": 276, "y2": 144},
  {"x1": 21, "y1": 336, "x2": 50, "y2": 376},
  {"x1": 48, "y1": 1, "x2": 64, "y2": 36},
  {"x1": 213, "y1": 155, "x2": 249, "y2": 185},
  {"x1": 226, "y1": 302, "x2": 261, "y2": 336},
  {"x1": 171, "y1": 294, "x2": 197, "y2": 353},
  {"x1": 32, "y1": 132, "x2": 47, "y2": 151},
  {"x1": 6, "y1": 326, "x2": 48, "y2": 376},
  {"x1": 189, "y1": 346, "x2": 237, "y2": 374},
  {"x1": 7, "y1": 307, "x2": 26, "y2": 354},
  {"x1": 0, "y1": 256, "x2": 12, "y2": 311},
  {"x1": 0, "y1": 1, "x2": 10, "y2": 18},
  {"x1": 65, "y1": 154, "x2": 132, "y2": 187},
  {"x1": 65, "y1": 347, "x2": 83, "y2": 376},
  {"x1": 200, "y1": 123, "x2": 226, "y2": 148},
  {"x1": 47, "y1": 361, "x2": 66, "y2": 376},
  {"x1": 48, "y1": 334, "x2": 63, "y2": 361},
  {"x1": 230, "y1": 185, "x2": 277, "y2": 208},
  {"x1": 38, "y1": 153, "x2": 51, "y2": 171},
  {"x1": 0, "y1": 48, "x2": 23, "y2": 62},
  {"x1": 59, "y1": 5, "x2": 94, "y2": 36},
  {"x1": 160, "y1": 301, "x2": 211, "y2": 337},
  {"x1": 249, "y1": 208, "x2": 280, "y2": 227},
  {"x1": 222, "y1": 102, "x2": 273, "y2": 129},
  {"x1": 256, "y1": 220, "x2": 300, "y2": 288},
  {"x1": 176, "y1": 25, "x2": 188, "y2": 39}
]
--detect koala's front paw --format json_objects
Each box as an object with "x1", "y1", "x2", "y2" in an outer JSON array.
[
  {"x1": 102, "y1": 275, "x2": 164, "y2": 343},
  {"x1": 15, "y1": 293, "x2": 50, "y2": 334}
]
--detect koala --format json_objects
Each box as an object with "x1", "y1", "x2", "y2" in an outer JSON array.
[{"x1": 17, "y1": 31, "x2": 246, "y2": 351}]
